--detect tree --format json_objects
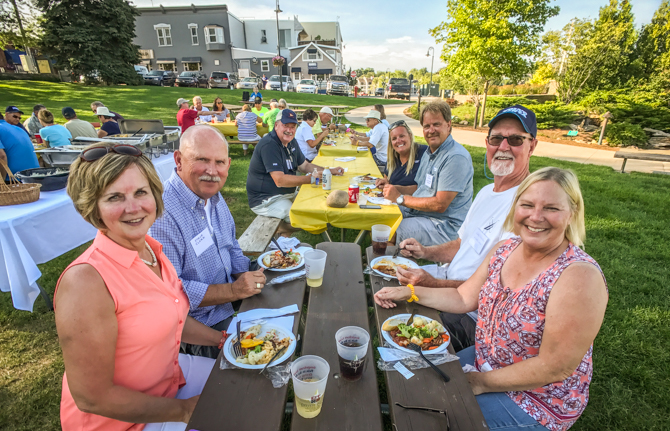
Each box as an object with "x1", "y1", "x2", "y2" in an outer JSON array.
[
  {"x1": 630, "y1": 0, "x2": 670, "y2": 90},
  {"x1": 0, "y1": 0, "x2": 41, "y2": 49},
  {"x1": 556, "y1": 0, "x2": 637, "y2": 104},
  {"x1": 430, "y1": 0, "x2": 559, "y2": 127},
  {"x1": 37, "y1": 0, "x2": 142, "y2": 85}
]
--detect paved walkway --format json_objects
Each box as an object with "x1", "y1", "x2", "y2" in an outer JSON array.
[{"x1": 345, "y1": 103, "x2": 670, "y2": 174}]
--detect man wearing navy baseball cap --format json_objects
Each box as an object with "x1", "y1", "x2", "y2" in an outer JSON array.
[
  {"x1": 381, "y1": 104, "x2": 538, "y2": 353},
  {"x1": 246, "y1": 109, "x2": 345, "y2": 234},
  {"x1": 61, "y1": 107, "x2": 98, "y2": 139},
  {"x1": 4, "y1": 106, "x2": 30, "y2": 136}
]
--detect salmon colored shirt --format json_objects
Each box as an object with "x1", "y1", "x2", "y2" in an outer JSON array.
[{"x1": 55, "y1": 232, "x2": 189, "y2": 431}]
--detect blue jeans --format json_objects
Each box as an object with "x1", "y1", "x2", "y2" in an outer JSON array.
[{"x1": 459, "y1": 346, "x2": 547, "y2": 430}]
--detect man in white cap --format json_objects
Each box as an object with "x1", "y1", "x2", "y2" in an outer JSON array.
[
  {"x1": 311, "y1": 106, "x2": 337, "y2": 136},
  {"x1": 349, "y1": 110, "x2": 389, "y2": 167},
  {"x1": 96, "y1": 107, "x2": 120, "y2": 138},
  {"x1": 176, "y1": 98, "x2": 214, "y2": 134}
]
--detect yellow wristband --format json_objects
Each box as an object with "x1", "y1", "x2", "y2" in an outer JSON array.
[{"x1": 407, "y1": 284, "x2": 419, "y2": 303}]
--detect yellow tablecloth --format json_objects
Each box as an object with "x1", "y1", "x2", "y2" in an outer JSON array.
[
  {"x1": 210, "y1": 122, "x2": 268, "y2": 137},
  {"x1": 318, "y1": 135, "x2": 372, "y2": 158},
  {"x1": 289, "y1": 155, "x2": 402, "y2": 236}
]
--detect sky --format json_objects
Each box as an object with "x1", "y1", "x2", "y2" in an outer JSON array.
[{"x1": 131, "y1": 0, "x2": 664, "y2": 72}]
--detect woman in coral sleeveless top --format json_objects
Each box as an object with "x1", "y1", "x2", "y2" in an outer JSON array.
[
  {"x1": 375, "y1": 167, "x2": 608, "y2": 431},
  {"x1": 55, "y1": 143, "x2": 226, "y2": 431}
]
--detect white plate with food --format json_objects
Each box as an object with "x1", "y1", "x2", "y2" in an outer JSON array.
[
  {"x1": 369, "y1": 256, "x2": 419, "y2": 279},
  {"x1": 257, "y1": 249, "x2": 304, "y2": 272},
  {"x1": 381, "y1": 314, "x2": 450, "y2": 354},
  {"x1": 223, "y1": 323, "x2": 297, "y2": 369},
  {"x1": 353, "y1": 175, "x2": 379, "y2": 183}
]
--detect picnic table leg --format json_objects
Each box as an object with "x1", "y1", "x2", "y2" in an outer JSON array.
[
  {"x1": 340, "y1": 228, "x2": 346, "y2": 242},
  {"x1": 37, "y1": 282, "x2": 54, "y2": 311},
  {"x1": 621, "y1": 158, "x2": 628, "y2": 173},
  {"x1": 321, "y1": 230, "x2": 332, "y2": 242},
  {"x1": 354, "y1": 230, "x2": 367, "y2": 245}
]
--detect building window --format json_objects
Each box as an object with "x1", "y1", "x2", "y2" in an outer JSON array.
[
  {"x1": 261, "y1": 30, "x2": 267, "y2": 44},
  {"x1": 302, "y1": 51, "x2": 323, "y2": 61},
  {"x1": 279, "y1": 29, "x2": 291, "y2": 48},
  {"x1": 183, "y1": 62, "x2": 202, "y2": 71},
  {"x1": 204, "y1": 26, "x2": 225, "y2": 44},
  {"x1": 188, "y1": 24, "x2": 199, "y2": 45},
  {"x1": 158, "y1": 62, "x2": 175, "y2": 71},
  {"x1": 261, "y1": 60, "x2": 270, "y2": 72},
  {"x1": 293, "y1": 72, "x2": 301, "y2": 81},
  {"x1": 154, "y1": 24, "x2": 172, "y2": 47},
  {"x1": 326, "y1": 50, "x2": 336, "y2": 59}
]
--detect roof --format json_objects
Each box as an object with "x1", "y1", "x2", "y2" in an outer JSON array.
[
  {"x1": 299, "y1": 22, "x2": 339, "y2": 41},
  {"x1": 288, "y1": 42, "x2": 337, "y2": 66},
  {"x1": 136, "y1": 4, "x2": 228, "y2": 13},
  {"x1": 232, "y1": 47, "x2": 277, "y2": 59}
]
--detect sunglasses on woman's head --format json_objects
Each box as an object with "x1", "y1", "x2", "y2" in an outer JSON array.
[
  {"x1": 486, "y1": 135, "x2": 532, "y2": 147},
  {"x1": 389, "y1": 120, "x2": 407, "y2": 130},
  {"x1": 80, "y1": 144, "x2": 143, "y2": 162}
]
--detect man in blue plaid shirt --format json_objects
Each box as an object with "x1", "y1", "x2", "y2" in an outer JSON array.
[{"x1": 150, "y1": 125, "x2": 267, "y2": 358}]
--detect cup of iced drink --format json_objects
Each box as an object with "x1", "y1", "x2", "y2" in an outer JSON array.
[
  {"x1": 371, "y1": 224, "x2": 391, "y2": 255},
  {"x1": 304, "y1": 249, "x2": 327, "y2": 287},
  {"x1": 335, "y1": 326, "x2": 370, "y2": 381},
  {"x1": 291, "y1": 355, "x2": 330, "y2": 418}
]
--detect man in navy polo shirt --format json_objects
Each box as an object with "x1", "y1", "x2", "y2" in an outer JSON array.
[
  {"x1": 246, "y1": 109, "x2": 344, "y2": 233},
  {"x1": 0, "y1": 112, "x2": 39, "y2": 177}
]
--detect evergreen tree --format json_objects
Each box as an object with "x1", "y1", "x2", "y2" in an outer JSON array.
[{"x1": 38, "y1": 0, "x2": 142, "y2": 85}]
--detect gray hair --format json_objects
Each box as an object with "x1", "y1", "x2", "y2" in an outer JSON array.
[
  {"x1": 278, "y1": 99, "x2": 287, "y2": 109},
  {"x1": 193, "y1": 96, "x2": 202, "y2": 102},
  {"x1": 270, "y1": 101, "x2": 278, "y2": 109},
  {"x1": 91, "y1": 101, "x2": 104, "y2": 108}
]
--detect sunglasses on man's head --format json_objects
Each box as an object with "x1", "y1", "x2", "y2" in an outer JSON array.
[
  {"x1": 80, "y1": 144, "x2": 143, "y2": 162},
  {"x1": 486, "y1": 134, "x2": 532, "y2": 147}
]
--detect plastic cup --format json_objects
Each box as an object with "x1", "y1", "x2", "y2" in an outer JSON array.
[
  {"x1": 335, "y1": 326, "x2": 370, "y2": 381},
  {"x1": 291, "y1": 355, "x2": 330, "y2": 418},
  {"x1": 304, "y1": 249, "x2": 327, "y2": 287},
  {"x1": 358, "y1": 193, "x2": 368, "y2": 206},
  {"x1": 371, "y1": 224, "x2": 391, "y2": 255}
]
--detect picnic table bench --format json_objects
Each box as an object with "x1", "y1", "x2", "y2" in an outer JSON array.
[
  {"x1": 366, "y1": 245, "x2": 487, "y2": 431},
  {"x1": 238, "y1": 215, "x2": 281, "y2": 257},
  {"x1": 614, "y1": 151, "x2": 670, "y2": 173}
]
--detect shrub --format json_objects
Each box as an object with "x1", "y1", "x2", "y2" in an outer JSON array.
[
  {"x1": 444, "y1": 98, "x2": 459, "y2": 107},
  {"x1": 407, "y1": 103, "x2": 420, "y2": 120},
  {"x1": 485, "y1": 96, "x2": 539, "y2": 110},
  {"x1": 0, "y1": 73, "x2": 62, "y2": 83},
  {"x1": 488, "y1": 86, "x2": 500, "y2": 95},
  {"x1": 578, "y1": 89, "x2": 670, "y2": 132},
  {"x1": 533, "y1": 102, "x2": 578, "y2": 129},
  {"x1": 515, "y1": 84, "x2": 533, "y2": 95},
  {"x1": 499, "y1": 85, "x2": 514, "y2": 95},
  {"x1": 605, "y1": 122, "x2": 648, "y2": 147}
]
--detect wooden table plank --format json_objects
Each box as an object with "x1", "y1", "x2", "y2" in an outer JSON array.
[
  {"x1": 291, "y1": 242, "x2": 383, "y2": 431},
  {"x1": 186, "y1": 272, "x2": 307, "y2": 431},
  {"x1": 366, "y1": 246, "x2": 488, "y2": 431}
]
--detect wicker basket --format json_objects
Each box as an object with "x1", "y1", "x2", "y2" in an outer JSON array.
[{"x1": 0, "y1": 159, "x2": 41, "y2": 206}]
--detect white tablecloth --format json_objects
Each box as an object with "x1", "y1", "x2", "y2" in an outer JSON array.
[{"x1": 0, "y1": 154, "x2": 177, "y2": 311}]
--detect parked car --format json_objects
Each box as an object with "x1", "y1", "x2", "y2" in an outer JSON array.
[
  {"x1": 176, "y1": 71, "x2": 208, "y2": 88},
  {"x1": 326, "y1": 75, "x2": 349, "y2": 96},
  {"x1": 208, "y1": 71, "x2": 237, "y2": 89},
  {"x1": 375, "y1": 87, "x2": 384, "y2": 97},
  {"x1": 385, "y1": 78, "x2": 411, "y2": 100},
  {"x1": 236, "y1": 76, "x2": 262, "y2": 90},
  {"x1": 134, "y1": 65, "x2": 149, "y2": 77},
  {"x1": 144, "y1": 70, "x2": 176, "y2": 86},
  {"x1": 266, "y1": 75, "x2": 294, "y2": 91},
  {"x1": 296, "y1": 79, "x2": 319, "y2": 94}
]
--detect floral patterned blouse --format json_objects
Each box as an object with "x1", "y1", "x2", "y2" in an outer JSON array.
[{"x1": 475, "y1": 237, "x2": 607, "y2": 431}]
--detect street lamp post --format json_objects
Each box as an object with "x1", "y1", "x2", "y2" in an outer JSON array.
[
  {"x1": 426, "y1": 47, "x2": 435, "y2": 92},
  {"x1": 275, "y1": 0, "x2": 283, "y2": 91}
]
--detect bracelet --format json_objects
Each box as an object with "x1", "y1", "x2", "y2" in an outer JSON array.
[
  {"x1": 218, "y1": 330, "x2": 229, "y2": 349},
  {"x1": 407, "y1": 284, "x2": 419, "y2": 303}
]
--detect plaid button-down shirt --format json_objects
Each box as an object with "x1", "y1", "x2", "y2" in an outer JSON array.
[{"x1": 149, "y1": 169, "x2": 250, "y2": 326}]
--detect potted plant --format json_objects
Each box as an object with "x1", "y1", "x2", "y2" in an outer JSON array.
[{"x1": 272, "y1": 56, "x2": 285, "y2": 67}]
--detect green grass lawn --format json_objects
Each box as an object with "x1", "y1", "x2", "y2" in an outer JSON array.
[{"x1": 1, "y1": 82, "x2": 669, "y2": 430}]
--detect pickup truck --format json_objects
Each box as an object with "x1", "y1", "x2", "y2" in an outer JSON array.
[
  {"x1": 385, "y1": 78, "x2": 411, "y2": 100},
  {"x1": 326, "y1": 75, "x2": 350, "y2": 96}
]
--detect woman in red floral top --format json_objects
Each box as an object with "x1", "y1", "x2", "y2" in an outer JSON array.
[{"x1": 375, "y1": 167, "x2": 608, "y2": 431}]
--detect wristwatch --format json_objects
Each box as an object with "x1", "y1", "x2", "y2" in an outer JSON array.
[{"x1": 396, "y1": 195, "x2": 405, "y2": 206}]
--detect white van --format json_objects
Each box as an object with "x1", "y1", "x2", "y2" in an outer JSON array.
[{"x1": 134, "y1": 65, "x2": 149, "y2": 76}]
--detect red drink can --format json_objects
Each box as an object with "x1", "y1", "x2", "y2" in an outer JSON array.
[
  {"x1": 348, "y1": 184, "x2": 359, "y2": 203},
  {"x1": 35, "y1": 133, "x2": 42, "y2": 144}
]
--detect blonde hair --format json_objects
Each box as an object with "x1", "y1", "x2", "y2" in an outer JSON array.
[
  {"x1": 503, "y1": 167, "x2": 586, "y2": 247},
  {"x1": 242, "y1": 104, "x2": 251, "y2": 112},
  {"x1": 37, "y1": 109, "x2": 54, "y2": 124},
  {"x1": 386, "y1": 123, "x2": 420, "y2": 178},
  {"x1": 67, "y1": 143, "x2": 164, "y2": 231}
]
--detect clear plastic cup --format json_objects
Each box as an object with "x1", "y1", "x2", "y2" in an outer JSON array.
[
  {"x1": 358, "y1": 193, "x2": 368, "y2": 206},
  {"x1": 304, "y1": 249, "x2": 327, "y2": 287},
  {"x1": 371, "y1": 224, "x2": 391, "y2": 254},
  {"x1": 335, "y1": 326, "x2": 370, "y2": 381},
  {"x1": 291, "y1": 355, "x2": 330, "y2": 418}
]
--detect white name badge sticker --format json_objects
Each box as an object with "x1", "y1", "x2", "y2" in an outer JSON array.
[
  {"x1": 468, "y1": 228, "x2": 490, "y2": 255},
  {"x1": 190, "y1": 228, "x2": 215, "y2": 257},
  {"x1": 424, "y1": 174, "x2": 434, "y2": 188}
]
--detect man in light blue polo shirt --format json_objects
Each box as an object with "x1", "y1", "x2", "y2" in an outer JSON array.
[
  {"x1": 381, "y1": 101, "x2": 473, "y2": 246},
  {"x1": 0, "y1": 112, "x2": 39, "y2": 177}
]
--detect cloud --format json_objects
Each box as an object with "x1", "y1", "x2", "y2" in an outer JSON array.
[
  {"x1": 386, "y1": 36, "x2": 413, "y2": 44},
  {"x1": 344, "y1": 38, "x2": 446, "y2": 72}
]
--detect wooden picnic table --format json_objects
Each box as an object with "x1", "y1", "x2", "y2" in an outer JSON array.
[
  {"x1": 366, "y1": 245, "x2": 488, "y2": 431},
  {"x1": 291, "y1": 242, "x2": 383, "y2": 430},
  {"x1": 186, "y1": 270, "x2": 307, "y2": 431},
  {"x1": 318, "y1": 134, "x2": 370, "y2": 158}
]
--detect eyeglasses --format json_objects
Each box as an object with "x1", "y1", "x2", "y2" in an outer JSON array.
[
  {"x1": 389, "y1": 120, "x2": 407, "y2": 130},
  {"x1": 486, "y1": 134, "x2": 532, "y2": 147},
  {"x1": 80, "y1": 144, "x2": 143, "y2": 162}
]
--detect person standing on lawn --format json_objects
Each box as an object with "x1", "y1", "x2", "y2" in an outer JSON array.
[
  {"x1": 176, "y1": 98, "x2": 215, "y2": 134},
  {"x1": 150, "y1": 125, "x2": 266, "y2": 359},
  {"x1": 390, "y1": 105, "x2": 539, "y2": 351},
  {"x1": 380, "y1": 101, "x2": 473, "y2": 247},
  {"x1": 56, "y1": 142, "x2": 223, "y2": 430}
]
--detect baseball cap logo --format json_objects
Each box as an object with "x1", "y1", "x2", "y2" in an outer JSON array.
[{"x1": 502, "y1": 107, "x2": 528, "y2": 118}]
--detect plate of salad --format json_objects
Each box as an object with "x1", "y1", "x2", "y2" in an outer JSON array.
[
  {"x1": 222, "y1": 323, "x2": 297, "y2": 369},
  {"x1": 257, "y1": 249, "x2": 304, "y2": 272},
  {"x1": 381, "y1": 314, "x2": 450, "y2": 354}
]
